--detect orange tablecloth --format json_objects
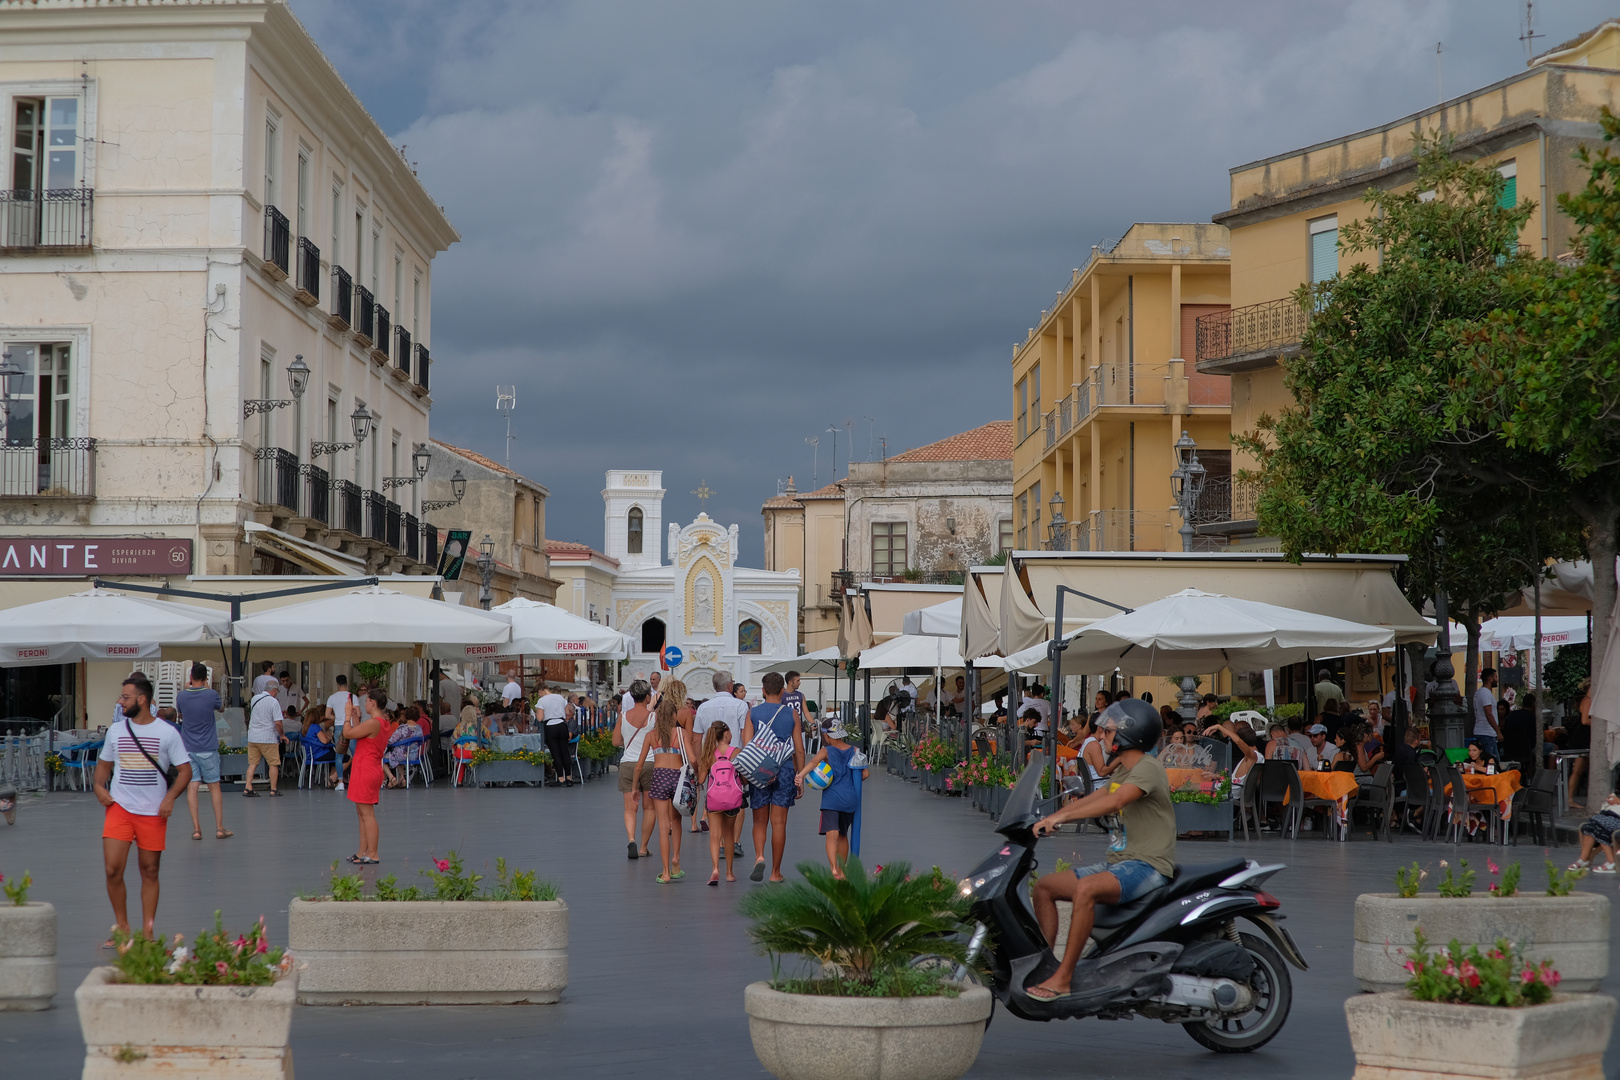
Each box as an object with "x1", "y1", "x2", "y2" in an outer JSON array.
[
  {"x1": 1299, "y1": 770, "x2": 1359, "y2": 833},
  {"x1": 1456, "y1": 770, "x2": 1522, "y2": 819}
]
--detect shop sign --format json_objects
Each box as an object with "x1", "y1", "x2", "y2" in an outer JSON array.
[{"x1": 0, "y1": 537, "x2": 192, "y2": 577}]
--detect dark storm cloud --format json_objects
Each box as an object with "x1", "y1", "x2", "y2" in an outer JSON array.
[{"x1": 288, "y1": 0, "x2": 1610, "y2": 554}]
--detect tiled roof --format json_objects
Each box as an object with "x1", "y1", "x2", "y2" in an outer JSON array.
[
  {"x1": 432, "y1": 439, "x2": 517, "y2": 478},
  {"x1": 887, "y1": 420, "x2": 1013, "y2": 463},
  {"x1": 761, "y1": 494, "x2": 803, "y2": 510},
  {"x1": 545, "y1": 539, "x2": 618, "y2": 567},
  {"x1": 799, "y1": 482, "x2": 846, "y2": 499}
]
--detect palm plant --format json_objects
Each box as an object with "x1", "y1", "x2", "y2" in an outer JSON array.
[{"x1": 739, "y1": 859, "x2": 971, "y2": 986}]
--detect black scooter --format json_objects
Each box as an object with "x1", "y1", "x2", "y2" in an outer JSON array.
[{"x1": 954, "y1": 753, "x2": 1309, "y2": 1053}]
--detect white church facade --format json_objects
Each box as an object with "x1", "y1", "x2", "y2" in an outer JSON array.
[{"x1": 601, "y1": 471, "x2": 800, "y2": 693}]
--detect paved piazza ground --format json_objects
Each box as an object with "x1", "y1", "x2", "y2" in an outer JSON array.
[{"x1": 2, "y1": 768, "x2": 1617, "y2": 1079}]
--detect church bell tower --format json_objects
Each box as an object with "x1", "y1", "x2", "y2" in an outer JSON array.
[{"x1": 602, "y1": 470, "x2": 665, "y2": 570}]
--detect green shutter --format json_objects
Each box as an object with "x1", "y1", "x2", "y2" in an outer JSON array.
[{"x1": 1497, "y1": 175, "x2": 1517, "y2": 209}]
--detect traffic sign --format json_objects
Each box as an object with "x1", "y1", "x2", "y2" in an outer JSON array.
[{"x1": 662, "y1": 644, "x2": 684, "y2": 668}]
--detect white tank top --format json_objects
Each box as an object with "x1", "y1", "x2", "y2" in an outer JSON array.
[
  {"x1": 621, "y1": 708, "x2": 652, "y2": 762},
  {"x1": 1080, "y1": 736, "x2": 1104, "y2": 784}
]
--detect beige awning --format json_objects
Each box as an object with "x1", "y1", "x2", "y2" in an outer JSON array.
[
  {"x1": 959, "y1": 565, "x2": 1005, "y2": 660},
  {"x1": 243, "y1": 522, "x2": 368, "y2": 577},
  {"x1": 999, "y1": 551, "x2": 1436, "y2": 657},
  {"x1": 860, "y1": 583, "x2": 960, "y2": 642}
]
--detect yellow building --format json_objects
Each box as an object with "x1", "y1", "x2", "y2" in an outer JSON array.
[
  {"x1": 1200, "y1": 21, "x2": 1620, "y2": 543},
  {"x1": 1012, "y1": 223, "x2": 1232, "y2": 553}
]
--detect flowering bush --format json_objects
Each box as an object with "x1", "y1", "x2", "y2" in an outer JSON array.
[
  {"x1": 952, "y1": 756, "x2": 1015, "y2": 790},
  {"x1": 1437, "y1": 859, "x2": 1475, "y2": 897},
  {"x1": 319, "y1": 849, "x2": 558, "y2": 902},
  {"x1": 1403, "y1": 930, "x2": 1557, "y2": 1006},
  {"x1": 217, "y1": 740, "x2": 246, "y2": 756},
  {"x1": 1395, "y1": 861, "x2": 1425, "y2": 898},
  {"x1": 43, "y1": 752, "x2": 63, "y2": 775},
  {"x1": 911, "y1": 734, "x2": 958, "y2": 774},
  {"x1": 1, "y1": 870, "x2": 30, "y2": 906},
  {"x1": 109, "y1": 912, "x2": 290, "y2": 986},
  {"x1": 1169, "y1": 771, "x2": 1232, "y2": 805},
  {"x1": 1546, "y1": 859, "x2": 1587, "y2": 896},
  {"x1": 468, "y1": 747, "x2": 551, "y2": 767},
  {"x1": 576, "y1": 729, "x2": 616, "y2": 762}
]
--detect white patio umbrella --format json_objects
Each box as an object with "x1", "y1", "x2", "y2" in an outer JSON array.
[
  {"x1": 1001, "y1": 588, "x2": 1396, "y2": 674},
  {"x1": 903, "y1": 597, "x2": 962, "y2": 637},
  {"x1": 0, "y1": 588, "x2": 230, "y2": 667},
  {"x1": 428, "y1": 597, "x2": 628, "y2": 662},
  {"x1": 232, "y1": 585, "x2": 511, "y2": 651},
  {"x1": 754, "y1": 646, "x2": 842, "y2": 677}
]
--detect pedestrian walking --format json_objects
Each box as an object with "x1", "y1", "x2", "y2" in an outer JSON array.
[
  {"x1": 243, "y1": 681, "x2": 284, "y2": 797},
  {"x1": 337, "y1": 688, "x2": 391, "y2": 865},
  {"x1": 1472, "y1": 667, "x2": 1503, "y2": 762},
  {"x1": 537, "y1": 684, "x2": 575, "y2": 786},
  {"x1": 697, "y1": 721, "x2": 743, "y2": 884},
  {"x1": 324, "y1": 674, "x2": 359, "y2": 791},
  {"x1": 691, "y1": 670, "x2": 748, "y2": 833},
  {"x1": 741, "y1": 671, "x2": 805, "y2": 884},
  {"x1": 795, "y1": 719, "x2": 867, "y2": 879},
  {"x1": 632, "y1": 679, "x2": 692, "y2": 884},
  {"x1": 95, "y1": 673, "x2": 192, "y2": 942},
  {"x1": 175, "y1": 663, "x2": 230, "y2": 841},
  {"x1": 615, "y1": 680, "x2": 655, "y2": 858}
]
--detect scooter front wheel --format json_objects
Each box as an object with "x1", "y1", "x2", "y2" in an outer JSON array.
[{"x1": 1182, "y1": 932, "x2": 1291, "y2": 1053}]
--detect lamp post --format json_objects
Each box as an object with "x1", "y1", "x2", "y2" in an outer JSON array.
[
  {"x1": 1170, "y1": 430, "x2": 1206, "y2": 553},
  {"x1": 310, "y1": 403, "x2": 374, "y2": 458},
  {"x1": 477, "y1": 533, "x2": 496, "y2": 610},
  {"x1": 383, "y1": 443, "x2": 434, "y2": 494},
  {"x1": 1427, "y1": 529, "x2": 1468, "y2": 752},
  {"x1": 420, "y1": 469, "x2": 467, "y2": 514},
  {"x1": 243, "y1": 355, "x2": 310, "y2": 417},
  {"x1": 1046, "y1": 491, "x2": 1068, "y2": 551}
]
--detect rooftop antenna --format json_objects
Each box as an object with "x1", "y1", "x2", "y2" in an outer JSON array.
[
  {"x1": 805, "y1": 436, "x2": 819, "y2": 484},
  {"x1": 826, "y1": 424, "x2": 840, "y2": 481},
  {"x1": 863, "y1": 416, "x2": 877, "y2": 463},
  {"x1": 1436, "y1": 41, "x2": 1443, "y2": 105},
  {"x1": 495, "y1": 385, "x2": 517, "y2": 468},
  {"x1": 1520, "y1": 2, "x2": 1544, "y2": 62}
]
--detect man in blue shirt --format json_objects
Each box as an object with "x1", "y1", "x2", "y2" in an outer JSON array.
[
  {"x1": 741, "y1": 671, "x2": 805, "y2": 883},
  {"x1": 175, "y1": 663, "x2": 230, "y2": 840}
]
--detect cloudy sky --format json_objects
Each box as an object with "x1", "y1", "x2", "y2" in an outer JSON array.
[{"x1": 290, "y1": 0, "x2": 1608, "y2": 558}]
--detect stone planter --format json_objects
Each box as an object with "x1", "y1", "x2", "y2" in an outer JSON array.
[
  {"x1": 0, "y1": 902, "x2": 55, "y2": 1010},
  {"x1": 745, "y1": 980, "x2": 991, "y2": 1080},
  {"x1": 217, "y1": 754, "x2": 246, "y2": 781},
  {"x1": 289, "y1": 897, "x2": 567, "y2": 1004},
  {"x1": 1345, "y1": 990, "x2": 1616, "y2": 1080},
  {"x1": 471, "y1": 760, "x2": 548, "y2": 786},
  {"x1": 75, "y1": 965, "x2": 295, "y2": 1079},
  {"x1": 1173, "y1": 799, "x2": 1233, "y2": 837},
  {"x1": 1354, "y1": 893, "x2": 1610, "y2": 993}
]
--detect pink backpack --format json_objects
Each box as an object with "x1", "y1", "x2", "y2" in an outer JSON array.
[{"x1": 706, "y1": 746, "x2": 744, "y2": 812}]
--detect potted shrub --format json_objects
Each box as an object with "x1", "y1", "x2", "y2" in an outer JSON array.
[
  {"x1": 0, "y1": 870, "x2": 54, "y2": 1011},
  {"x1": 76, "y1": 913, "x2": 295, "y2": 1077},
  {"x1": 576, "y1": 729, "x2": 614, "y2": 780},
  {"x1": 740, "y1": 859, "x2": 991, "y2": 1080},
  {"x1": 1354, "y1": 859, "x2": 1610, "y2": 992},
  {"x1": 289, "y1": 850, "x2": 567, "y2": 1005},
  {"x1": 1171, "y1": 770, "x2": 1233, "y2": 837},
  {"x1": 954, "y1": 758, "x2": 1014, "y2": 818},
  {"x1": 468, "y1": 746, "x2": 551, "y2": 786},
  {"x1": 1346, "y1": 932, "x2": 1617, "y2": 1080},
  {"x1": 911, "y1": 735, "x2": 957, "y2": 795}
]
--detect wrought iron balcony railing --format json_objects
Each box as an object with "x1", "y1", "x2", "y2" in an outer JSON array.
[
  {"x1": 354, "y1": 286, "x2": 375, "y2": 343},
  {"x1": 1043, "y1": 410, "x2": 1056, "y2": 449},
  {"x1": 302, "y1": 463, "x2": 330, "y2": 526},
  {"x1": 333, "y1": 479, "x2": 363, "y2": 535},
  {"x1": 296, "y1": 237, "x2": 320, "y2": 300},
  {"x1": 330, "y1": 266, "x2": 353, "y2": 327},
  {"x1": 402, "y1": 511, "x2": 420, "y2": 561},
  {"x1": 830, "y1": 569, "x2": 964, "y2": 597},
  {"x1": 1195, "y1": 298, "x2": 1309, "y2": 366},
  {"x1": 263, "y1": 205, "x2": 290, "y2": 276},
  {"x1": 422, "y1": 520, "x2": 439, "y2": 568},
  {"x1": 395, "y1": 326, "x2": 411, "y2": 375},
  {"x1": 254, "y1": 447, "x2": 299, "y2": 513},
  {"x1": 414, "y1": 344, "x2": 430, "y2": 391},
  {"x1": 385, "y1": 498, "x2": 402, "y2": 550},
  {"x1": 1188, "y1": 476, "x2": 1261, "y2": 527},
  {"x1": 0, "y1": 437, "x2": 95, "y2": 497},
  {"x1": 373, "y1": 306, "x2": 391, "y2": 360},
  {"x1": 0, "y1": 188, "x2": 92, "y2": 251}
]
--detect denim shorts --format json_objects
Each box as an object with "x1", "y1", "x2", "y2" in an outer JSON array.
[
  {"x1": 1075, "y1": 859, "x2": 1168, "y2": 902},
  {"x1": 187, "y1": 749, "x2": 221, "y2": 784},
  {"x1": 748, "y1": 761, "x2": 798, "y2": 810}
]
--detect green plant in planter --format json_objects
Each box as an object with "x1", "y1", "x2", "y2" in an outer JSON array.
[
  {"x1": 910, "y1": 734, "x2": 959, "y2": 774},
  {"x1": 1437, "y1": 860, "x2": 1474, "y2": 897},
  {"x1": 1395, "y1": 862, "x2": 1425, "y2": 898},
  {"x1": 1, "y1": 870, "x2": 30, "y2": 905},
  {"x1": 1272, "y1": 703, "x2": 1305, "y2": 722},
  {"x1": 318, "y1": 849, "x2": 559, "y2": 901},
  {"x1": 110, "y1": 912, "x2": 289, "y2": 986},
  {"x1": 1546, "y1": 860, "x2": 1588, "y2": 896},
  {"x1": 1486, "y1": 858, "x2": 1521, "y2": 898},
  {"x1": 740, "y1": 859, "x2": 971, "y2": 996},
  {"x1": 1403, "y1": 931, "x2": 1558, "y2": 1005}
]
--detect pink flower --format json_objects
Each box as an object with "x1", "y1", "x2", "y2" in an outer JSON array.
[
  {"x1": 1403, "y1": 960, "x2": 1418, "y2": 974},
  {"x1": 1442, "y1": 961, "x2": 1457, "y2": 977},
  {"x1": 1521, "y1": 968, "x2": 1538, "y2": 984},
  {"x1": 1459, "y1": 961, "x2": 1481, "y2": 989},
  {"x1": 215, "y1": 961, "x2": 229, "y2": 976},
  {"x1": 434, "y1": 859, "x2": 450, "y2": 873},
  {"x1": 945, "y1": 778, "x2": 954, "y2": 790},
  {"x1": 256, "y1": 939, "x2": 269, "y2": 955},
  {"x1": 1547, "y1": 969, "x2": 1562, "y2": 987},
  {"x1": 1488, "y1": 859, "x2": 1500, "y2": 875}
]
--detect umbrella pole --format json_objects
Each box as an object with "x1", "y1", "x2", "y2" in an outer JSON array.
[{"x1": 862, "y1": 670, "x2": 871, "y2": 752}]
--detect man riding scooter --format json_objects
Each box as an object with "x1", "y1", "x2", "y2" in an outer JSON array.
[{"x1": 1028, "y1": 699, "x2": 1172, "y2": 1001}]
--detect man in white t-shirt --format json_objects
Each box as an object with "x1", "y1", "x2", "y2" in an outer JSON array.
[
  {"x1": 1020, "y1": 686, "x2": 1052, "y2": 729},
  {"x1": 251, "y1": 661, "x2": 278, "y2": 697},
  {"x1": 1472, "y1": 667, "x2": 1502, "y2": 761},
  {"x1": 324, "y1": 674, "x2": 359, "y2": 791},
  {"x1": 502, "y1": 676, "x2": 524, "y2": 708},
  {"x1": 536, "y1": 684, "x2": 575, "y2": 787},
  {"x1": 691, "y1": 670, "x2": 749, "y2": 835},
  {"x1": 95, "y1": 672, "x2": 192, "y2": 942},
  {"x1": 244, "y1": 683, "x2": 284, "y2": 797}
]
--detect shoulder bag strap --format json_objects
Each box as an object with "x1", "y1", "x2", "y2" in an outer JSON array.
[{"x1": 126, "y1": 719, "x2": 168, "y2": 775}]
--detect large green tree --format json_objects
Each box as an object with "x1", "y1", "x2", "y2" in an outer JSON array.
[
  {"x1": 1239, "y1": 138, "x2": 1583, "y2": 706},
  {"x1": 1462, "y1": 109, "x2": 1620, "y2": 808}
]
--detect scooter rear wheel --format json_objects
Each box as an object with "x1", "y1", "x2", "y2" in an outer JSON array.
[{"x1": 1182, "y1": 932, "x2": 1291, "y2": 1053}]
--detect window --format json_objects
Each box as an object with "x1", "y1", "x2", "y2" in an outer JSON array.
[
  {"x1": 371, "y1": 225, "x2": 383, "y2": 295},
  {"x1": 627, "y1": 507, "x2": 644, "y2": 554},
  {"x1": 325, "y1": 395, "x2": 339, "y2": 458},
  {"x1": 1016, "y1": 377, "x2": 1028, "y2": 441},
  {"x1": 1497, "y1": 161, "x2": 1517, "y2": 209},
  {"x1": 331, "y1": 183, "x2": 343, "y2": 263},
  {"x1": 1030, "y1": 481, "x2": 1042, "y2": 544},
  {"x1": 738, "y1": 619, "x2": 763, "y2": 655},
  {"x1": 390, "y1": 434, "x2": 400, "y2": 482},
  {"x1": 263, "y1": 113, "x2": 280, "y2": 207},
  {"x1": 1016, "y1": 493, "x2": 1028, "y2": 549},
  {"x1": 1309, "y1": 215, "x2": 1338, "y2": 284},
  {"x1": 871, "y1": 521, "x2": 908, "y2": 576},
  {"x1": 640, "y1": 616, "x2": 665, "y2": 655},
  {"x1": 0, "y1": 342, "x2": 72, "y2": 445},
  {"x1": 998, "y1": 518, "x2": 1014, "y2": 552},
  {"x1": 295, "y1": 149, "x2": 310, "y2": 239},
  {"x1": 1029, "y1": 364, "x2": 1041, "y2": 435},
  {"x1": 412, "y1": 272, "x2": 422, "y2": 339},
  {"x1": 11, "y1": 96, "x2": 82, "y2": 192},
  {"x1": 354, "y1": 208, "x2": 365, "y2": 282},
  {"x1": 532, "y1": 496, "x2": 541, "y2": 549},
  {"x1": 393, "y1": 251, "x2": 403, "y2": 316}
]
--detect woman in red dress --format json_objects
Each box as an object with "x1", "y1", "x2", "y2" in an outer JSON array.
[{"x1": 338, "y1": 687, "x2": 392, "y2": 865}]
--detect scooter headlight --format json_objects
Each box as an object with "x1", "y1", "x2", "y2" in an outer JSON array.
[
  {"x1": 960, "y1": 863, "x2": 1008, "y2": 897},
  {"x1": 957, "y1": 878, "x2": 974, "y2": 898}
]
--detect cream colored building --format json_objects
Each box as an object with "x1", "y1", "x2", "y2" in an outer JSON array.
[
  {"x1": 545, "y1": 539, "x2": 619, "y2": 688},
  {"x1": 1011, "y1": 223, "x2": 1232, "y2": 554},
  {"x1": 1199, "y1": 20, "x2": 1620, "y2": 542}
]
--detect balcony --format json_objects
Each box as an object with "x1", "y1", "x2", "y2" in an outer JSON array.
[
  {"x1": 394, "y1": 326, "x2": 412, "y2": 377},
  {"x1": 830, "y1": 569, "x2": 964, "y2": 597},
  {"x1": 333, "y1": 480, "x2": 363, "y2": 535},
  {"x1": 1094, "y1": 362, "x2": 1169, "y2": 407},
  {"x1": 1195, "y1": 298, "x2": 1309, "y2": 375},
  {"x1": 1058, "y1": 393, "x2": 1073, "y2": 437},
  {"x1": 0, "y1": 437, "x2": 95, "y2": 497},
  {"x1": 373, "y1": 305, "x2": 391, "y2": 361},
  {"x1": 263, "y1": 206, "x2": 290, "y2": 279},
  {"x1": 402, "y1": 511, "x2": 420, "y2": 562},
  {"x1": 330, "y1": 266, "x2": 353, "y2": 329},
  {"x1": 302, "y1": 463, "x2": 330, "y2": 526},
  {"x1": 1043, "y1": 409, "x2": 1056, "y2": 449},
  {"x1": 255, "y1": 447, "x2": 299, "y2": 513},
  {"x1": 422, "y1": 520, "x2": 439, "y2": 568},
  {"x1": 1190, "y1": 476, "x2": 1263, "y2": 545},
  {"x1": 354, "y1": 286, "x2": 376, "y2": 346},
  {"x1": 0, "y1": 188, "x2": 92, "y2": 251},
  {"x1": 386, "y1": 498, "x2": 402, "y2": 550},
  {"x1": 364, "y1": 489, "x2": 390, "y2": 544},
  {"x1": 414, "y1": 344, "x2": 431, "y2": 392},
  {"x1": 295, "y1": 237, "x2": 320, "y2": 304}
]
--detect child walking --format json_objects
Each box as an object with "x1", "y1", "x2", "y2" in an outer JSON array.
[
  {"x1": 795, "y1": 720, "x2": 867, "y2": 879},
  {"x1": 698, "y1": 721, "x2": 745, "y2": 885}
]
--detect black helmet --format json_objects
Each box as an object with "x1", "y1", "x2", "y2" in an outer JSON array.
[{"x1": 1099, "y1": 698, "x2": 1162, "y2": 755}]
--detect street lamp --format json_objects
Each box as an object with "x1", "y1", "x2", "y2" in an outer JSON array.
[
  {"x1": 477, "y1": 533, "x2": 496, "y2": 610},
  {"x1": 310, "y1": 402, "x2": 374, "y2": 458},
  {"x1": 420, "y1": 468, "x2": 467, "y2": 514},
  {"x1": 1170, "y1": 430, "x2": 1206, "y2": 553},
  {"x1": 1046, "y1": 491, "x2": 1068, "y2": 550},
  {"x1": 412, "y1": 443, "x2": 432, "y2": 479},
  {"x1": 243, "y1": 355, "x2": 311, "y2": 418}
]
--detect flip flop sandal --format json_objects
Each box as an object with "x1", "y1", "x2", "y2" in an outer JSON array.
[
  {"x1": 1025, "y1": 986, "x2": 1075, "y2": 1002},
  {"x1": 750, "y1": 860, "x2": 766, "y2": 882},
  {"x1": 1594, "y1": 863, "x2": 1617, "y2": 874},
  {"x1": 670, "y1": 870, "x2": 685, "y2": 880},
  {"x1": 215, "y1": 830, "x2": 233, "y2": 839},
  {"x1": 708, "y1": 875, "x2": 720, "y2": 887},
  {"x1": 628, "y1": 842, "x2": 640, "y2": 860},
  {"x1": 700, "y1": 821, "x2": 710, "y2": 832},
  {"x1": 346, "y1": 854, "x2": 368, "y2": 865},
  {"x1": 655, "y1": 874, "x2": 672, "y2": 884},
  {"x1": 267, "y1": 790, "x2": 282, "y2": 797},
  {"x1": 191, "y1": 830, "x2": 202, "y2": 841},
  {"x1": 242, "y1": 790, "x2": 259, "y2": 798}
]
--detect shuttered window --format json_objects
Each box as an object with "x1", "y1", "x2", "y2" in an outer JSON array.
[
  {"x1": 1497, "y1": 162, "x2": 1517, "y2": 209},
  {"x1": 1309, "y1": 216, "x2": 1338, "y2": 284},
  {"x1": 872, "y1": 522, "x2": 908, "y2": 576}
]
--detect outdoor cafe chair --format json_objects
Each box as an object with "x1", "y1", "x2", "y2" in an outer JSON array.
[
  {"x1": 1236, "y1": 767, "x2": 1264, "y2": 841},
  {"x1": 868, "y1": 726, "x2": 891, "y2": 766},
  {"x1": 1514, "y1": 768, "x2": 1560, "y2": 848},
  {"x1": 391, "y1": 735, "x2": 429, "y2": 789},
  {"x1": 1351, "y1": 762, "x2": 1396, "y2": 842},
  {"x1": 58, "y1": 740, "x2": 102, "y2": 792},
  {"x1": 1391, "y1": 763, "x2": 1430, "y2": 838},
  {"x1": 1440, "y1": 760, "x2": 1504, "y2": 845},
  {"x1": 298, "y1": 733, "x2": 335, "y2": 789},
  {"x1": 452, "y1": 736, "x2": 485, "y2": 787},
  {"x1": 1256, "y1": 760, "x2": 1303, "y2": 840}
]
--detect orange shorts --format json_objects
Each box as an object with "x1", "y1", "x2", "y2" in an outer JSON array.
[{"x1": 102, "y1": 802, "x2": 167, "y2": 851}]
